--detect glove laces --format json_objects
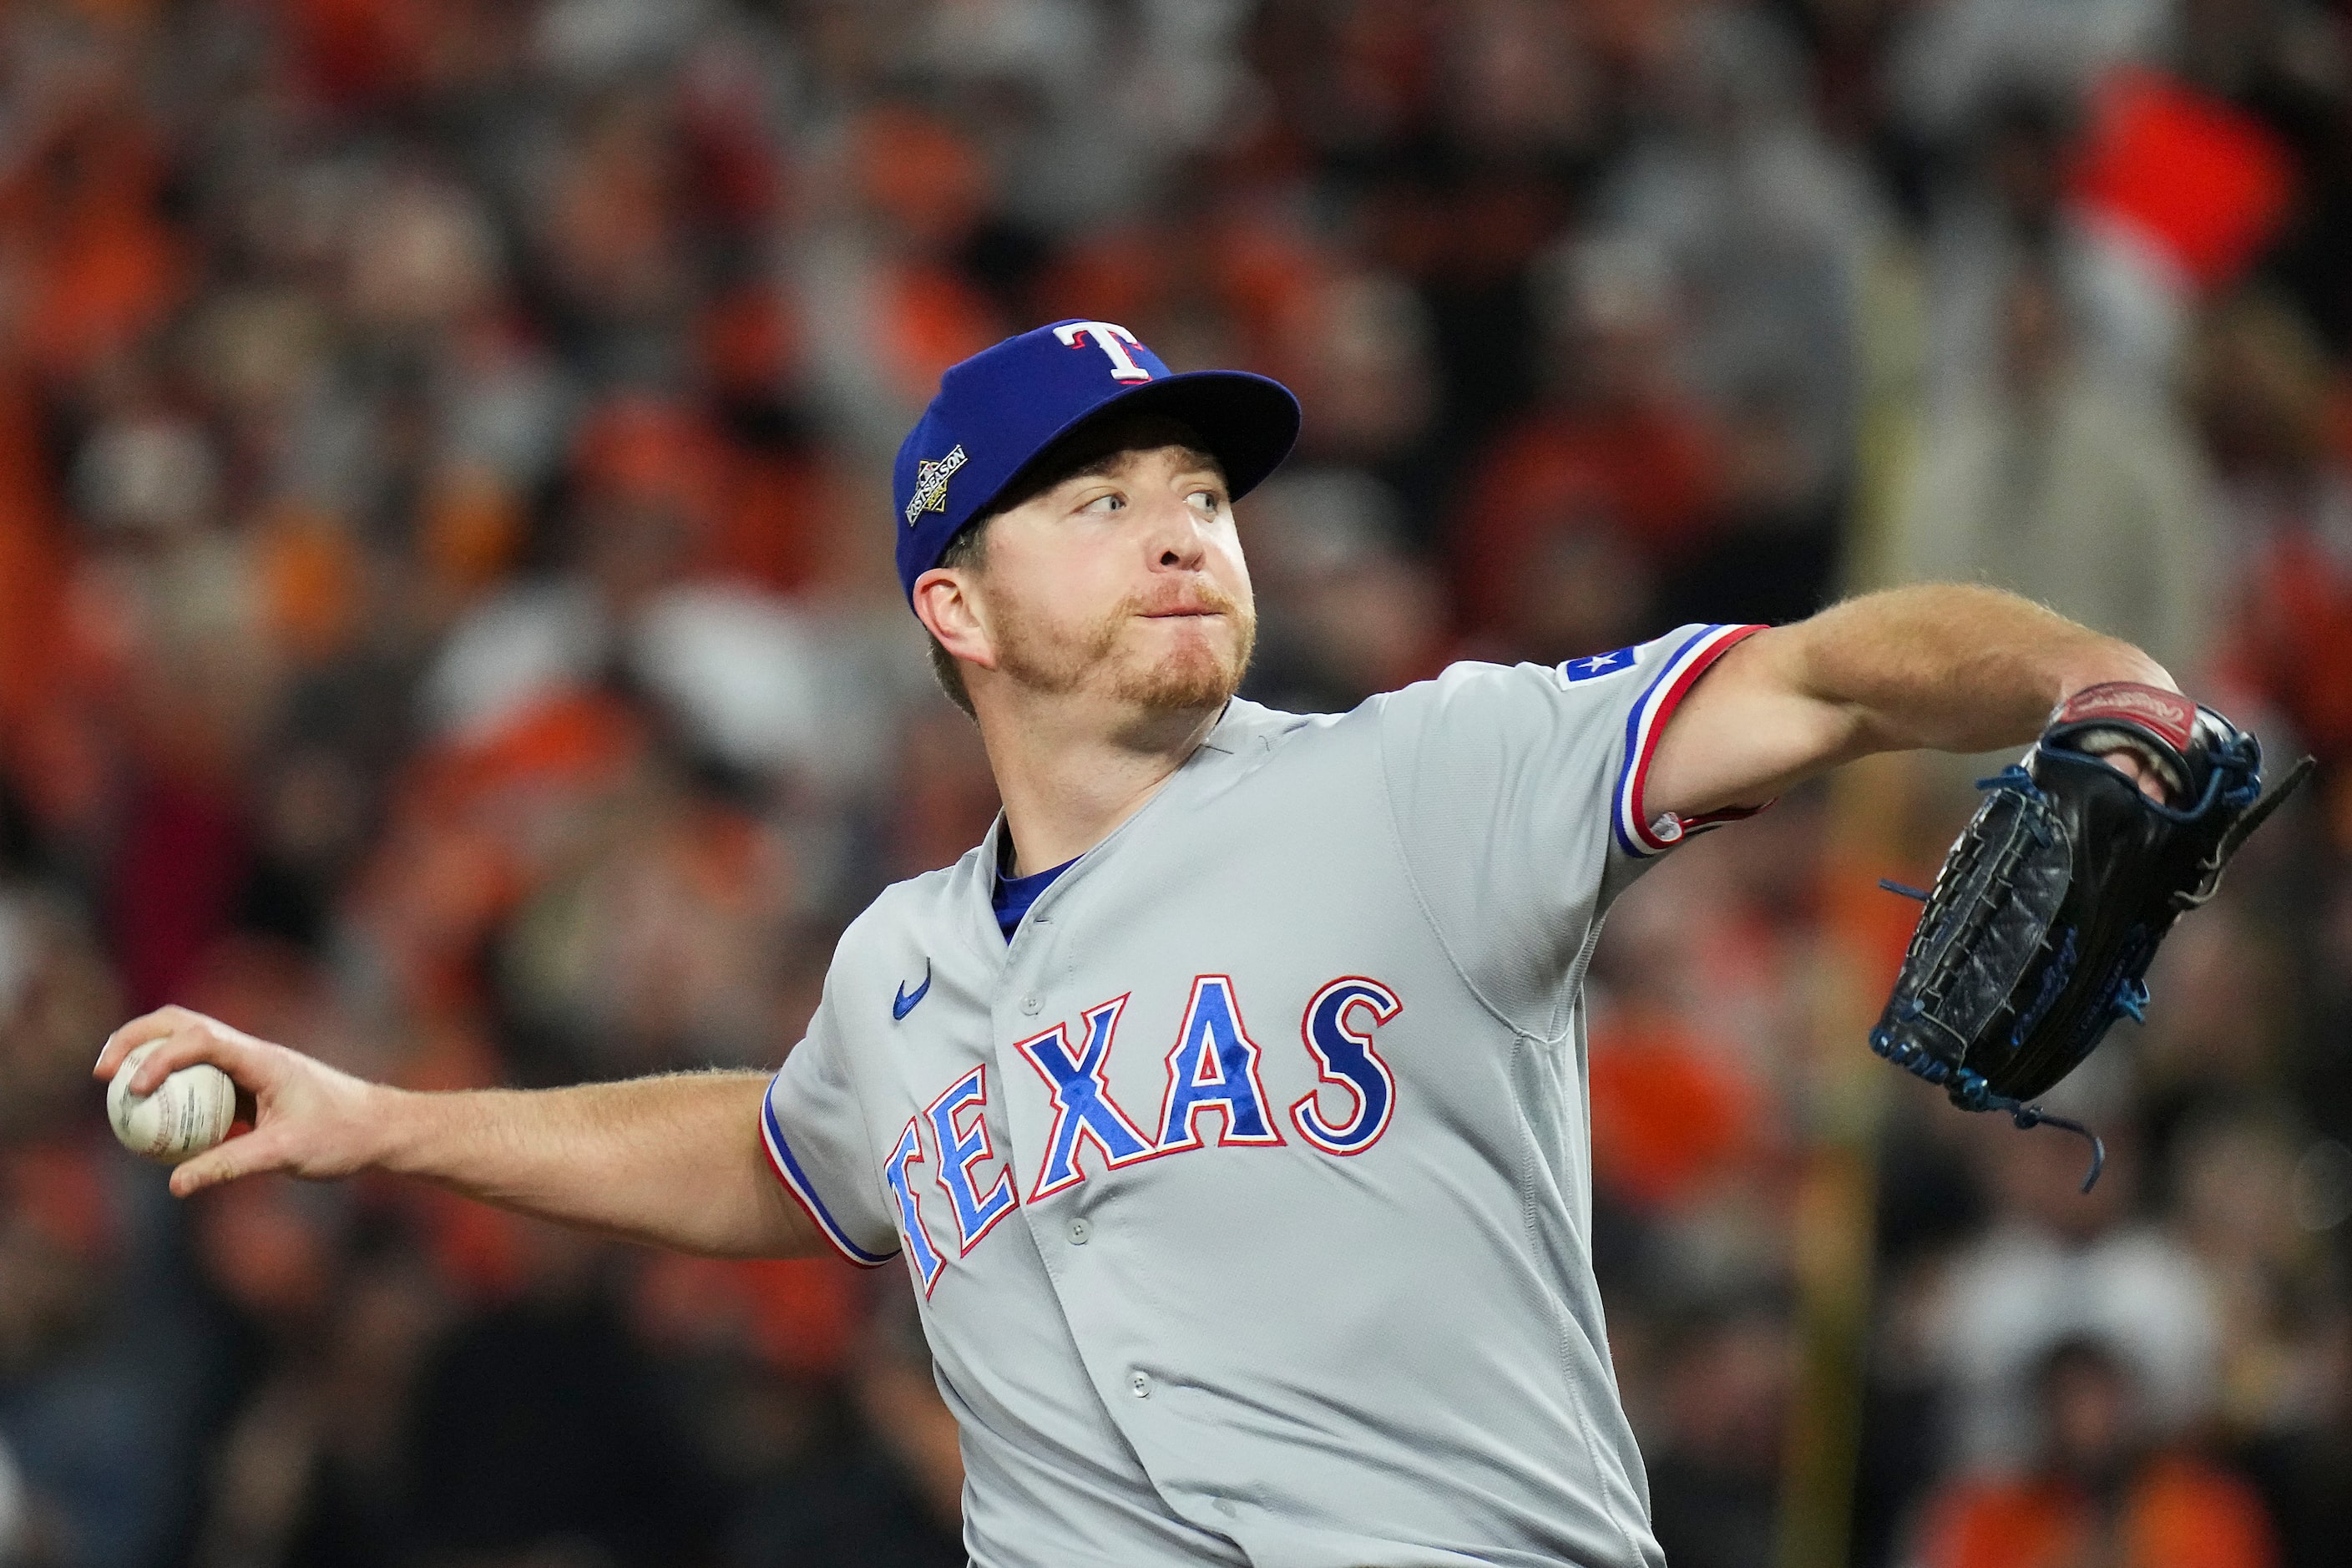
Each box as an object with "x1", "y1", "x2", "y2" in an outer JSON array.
[{"x1": 1868, "y1": 1015, "x2": 2109, "y2": 1191}]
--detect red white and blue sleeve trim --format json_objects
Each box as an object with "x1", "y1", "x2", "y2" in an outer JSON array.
[
  {"x1": 1612, "y1": 622, "x2": 1771, "y2": 860},
  {"x1": 761, "y1": 1075, "x2": 896, "y2": 1268}
]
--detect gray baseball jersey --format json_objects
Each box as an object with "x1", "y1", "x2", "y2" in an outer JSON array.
[{"x1": 761, "y1": 621, "x2": 1765, "y2": 1567}]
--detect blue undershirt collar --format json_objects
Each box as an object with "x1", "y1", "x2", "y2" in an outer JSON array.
[{"x1": 993, "y1": 843, "x2": 1079, "y2": 942}]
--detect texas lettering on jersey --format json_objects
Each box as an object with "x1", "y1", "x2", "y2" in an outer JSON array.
[
  {"x1": 885, "y1": 972, "x2": 1399, "y2": 1293},
  {"x1": 756, "y1": 639, "x2": 1768, "y2": 1566}
]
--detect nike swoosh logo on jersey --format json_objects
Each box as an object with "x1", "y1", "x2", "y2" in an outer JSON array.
[{"x1": 893, "y1": 961, "x2": 933, "y2": 1021}]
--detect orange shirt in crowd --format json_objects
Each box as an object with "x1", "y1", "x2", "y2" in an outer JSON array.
[
  {"x1": 1915, "y1": 1454, "x2": 2278, "y2": 1568},
  {"x1": 2227, "y1": 526, "x2": 2352, "y2": 771},
  {"x1": 1449, "y1": 401, "x2": 1721, "y2": 636}
]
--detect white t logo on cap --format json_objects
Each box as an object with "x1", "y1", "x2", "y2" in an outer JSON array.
[{"x1": 1053, "y1": 321, "x2": 1152, "y2": 382}]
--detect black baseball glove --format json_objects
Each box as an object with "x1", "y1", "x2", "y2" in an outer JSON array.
[{"x1": 1869, "y1": 682, "x2": 2311, "y2": 1188}]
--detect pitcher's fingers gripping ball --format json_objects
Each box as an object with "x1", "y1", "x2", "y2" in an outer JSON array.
[
  {"x1": 108, "y1": 1039, "x2": 237, "y2": 1164},
  {"x1": 98, "y1": 1005, "x2": 395, "y2": 1196}
]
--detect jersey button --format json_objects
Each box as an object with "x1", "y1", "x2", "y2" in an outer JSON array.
[
  {"x1": 1019, "y1": 994, "x2": 1042, "y2": 1015},
  {"x1": 1067, "y1": 1218, "x2": 1090, "y2": 1246},
  {"x1": 1130, "y1": 1370, "x2": 1152, "y2": 1399}
]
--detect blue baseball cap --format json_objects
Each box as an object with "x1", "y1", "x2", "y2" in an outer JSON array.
[{"x1": 892, "y1": 319, "x2": 1302, "y2": 603}]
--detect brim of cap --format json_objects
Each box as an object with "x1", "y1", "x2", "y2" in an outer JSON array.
[{"x1": 971, "y1": 368, "x2": 1302, "y2": 521}]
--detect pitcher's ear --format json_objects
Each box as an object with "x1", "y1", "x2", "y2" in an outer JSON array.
[{"x1": 913, "y1": 568, "x2": 996, "y2": 672}]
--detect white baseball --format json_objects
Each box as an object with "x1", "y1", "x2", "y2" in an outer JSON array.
[{"x1": 108, "y1": 1040, "x2": 237, "y2": 1165}]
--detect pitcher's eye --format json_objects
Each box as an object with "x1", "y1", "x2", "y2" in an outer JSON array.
[{"x1": 1080, "y1": 493, "x2": 1125, "y2": 514}]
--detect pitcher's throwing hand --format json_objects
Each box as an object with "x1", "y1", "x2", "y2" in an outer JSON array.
[{"x1": 97, "y1": 1006, "x2": 387, "y2": 1196}]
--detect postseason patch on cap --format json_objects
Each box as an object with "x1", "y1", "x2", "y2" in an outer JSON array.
[{"x1": 904, "y1": 445, "x2": 968, "y2": 527}]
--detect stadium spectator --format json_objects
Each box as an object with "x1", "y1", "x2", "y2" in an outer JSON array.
[{"x1": 1909, "y1": 1334, "x2": 2276, "y2": 1568}]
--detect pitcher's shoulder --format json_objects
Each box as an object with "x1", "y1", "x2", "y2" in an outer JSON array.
[
  {"x1": 1203, "y1": 695, "x2": 1340, "y2": 751},
  {"x1": 833, "y1": 848, "x2": 990, "y2": 966}
]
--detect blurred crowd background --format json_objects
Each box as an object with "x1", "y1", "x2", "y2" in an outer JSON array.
[{"x1": 3, "y1": 0, "x2": 2352, "y2": 1565}]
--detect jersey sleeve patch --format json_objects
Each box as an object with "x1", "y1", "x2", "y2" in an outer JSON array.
[
  {"x1": 1612, "y1": 622, "x2": 1770, "y2": 860},
  {"x1": 1560, "y1": 645, "x2": 1640, "y2": 682},
  {"x1": 760, "y1": 1075, "x2": 898, "y2": 1268}
]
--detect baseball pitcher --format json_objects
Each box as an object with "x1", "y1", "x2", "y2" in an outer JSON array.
[{"x1": 100, "y1": 321, "x2": 2212, "y2": 1567}]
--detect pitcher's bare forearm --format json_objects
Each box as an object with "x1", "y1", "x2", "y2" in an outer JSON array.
[
  {"x1": 1766, "y1": 585, "x2": 2172, "y2": 756},
  {"x1": 96, "y1": 1007, "x2": 817, "y2": 1259},
  {"x1": 1647, "y1": 585, "x2": 2177, "y2": 819},
  {"x1": 375, "y1": 1071, "x2": 816, "y2": 1257}
]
